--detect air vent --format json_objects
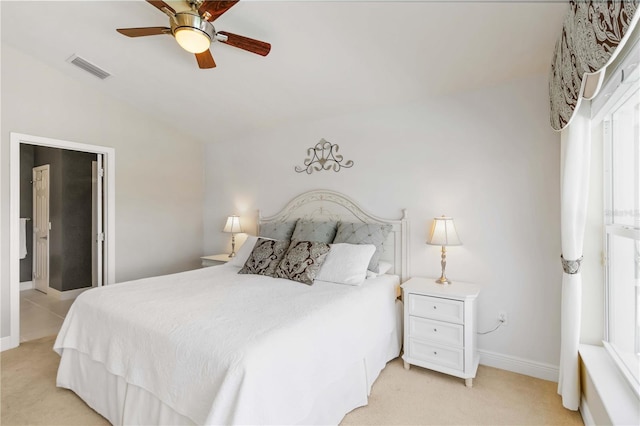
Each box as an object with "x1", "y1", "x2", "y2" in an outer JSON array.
[{"x1": 66, "y1": 55, "x2": 111, "y2": 80}]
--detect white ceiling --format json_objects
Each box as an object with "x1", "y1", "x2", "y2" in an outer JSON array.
[{"x1": 1, "y1": 0, "x2": 567, "y2": 143}]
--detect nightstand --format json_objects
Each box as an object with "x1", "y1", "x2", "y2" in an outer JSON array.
[
  {"x1": 401, "y1": 277, "x2": 480, "y2": 387},
  {"x1": 201, "y1": 254, "x2": 232, "y2": 267}
]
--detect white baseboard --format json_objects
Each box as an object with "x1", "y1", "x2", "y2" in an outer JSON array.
[
  {"x1": 47, "y1": 286, "x2": 91, "y2": 301},
  {"x1": 580, "y1": 397, "x2": 594, "y2": 426},
  {"x1": 479, "y1": 349, "x2": 559, "y2": 382},
  {"x1": 0, "y1": 335, "x2": 18, "y2": 352},
  {"x1": 20, "y1": 281, "x2": 34, "y2": 291}
]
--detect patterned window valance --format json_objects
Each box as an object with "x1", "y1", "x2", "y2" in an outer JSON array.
[{"x1": 549, "y1": 0, "x2": 639, "y2": 131}]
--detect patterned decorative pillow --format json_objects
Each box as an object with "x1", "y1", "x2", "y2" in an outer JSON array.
[
  {"x1": 275, "y1": 241, "x2": 331, "y2": 285},
  {"x1": 332, "y1": 222, "x2": 392, "y2": 273},
  {"x1": 259, "y1": 220, "x2": 298, "y2": 240},
  {"x1": 238, "y1": 238, "x2": 290, "y2": 277},
  {"x1": 291, "y1": 220, "x2": 338, "y2": 243},
  {"x1": 227, "y1": 235, "x2": 264, "y2": 267}
]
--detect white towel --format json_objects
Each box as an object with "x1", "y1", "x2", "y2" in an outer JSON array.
[{"x1": 19, "y1": 218, "x2": 28, "y2": 259}]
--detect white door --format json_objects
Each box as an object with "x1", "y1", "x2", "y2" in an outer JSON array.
[{"x1": 32, "y1": 165, "x2": 50, "y2": 294}]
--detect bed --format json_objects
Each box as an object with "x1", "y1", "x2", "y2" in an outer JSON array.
[{"x1": 54, "y1": 189, "x2": 408, "y2": 425}]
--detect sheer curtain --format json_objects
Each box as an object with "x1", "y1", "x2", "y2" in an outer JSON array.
[{"x1": 549, "y1": 0, "x2": 638, "y2": 410}]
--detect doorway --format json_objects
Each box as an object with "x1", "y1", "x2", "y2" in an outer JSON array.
[{"x1": 6, "y1": 133, "x2": 115, "y2": 350}]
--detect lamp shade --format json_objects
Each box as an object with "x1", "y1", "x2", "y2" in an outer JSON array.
[
  {"x1": 223, "y1": 215, "x2": 242, "y2": 234},
  {"x1": 175, "y1": 28, "x2": 211, "y2": 54},
  {"x1": 426, "y1": 216, "x2": 462, "y2": 246}
]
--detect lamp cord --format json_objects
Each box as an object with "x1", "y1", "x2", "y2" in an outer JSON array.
[{"x1": 477, "y1": 318, "x2": 505, "y2": 335}]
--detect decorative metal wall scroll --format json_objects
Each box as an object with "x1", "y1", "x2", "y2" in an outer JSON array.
[{"x1": 295, "y1": 138, "x2": 354, "y2": 174}]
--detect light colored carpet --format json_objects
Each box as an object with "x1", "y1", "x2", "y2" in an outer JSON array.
[
  {"x1": 1, "y1": 336, "x2": 583, "y2": 425},
  {"x1": 1, "y1": 335, "x2": 108, "y2": 426}
]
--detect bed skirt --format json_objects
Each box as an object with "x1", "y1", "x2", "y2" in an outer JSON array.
[{"x1": 56, "y1": 300, "x2": 403, "y2": 425}]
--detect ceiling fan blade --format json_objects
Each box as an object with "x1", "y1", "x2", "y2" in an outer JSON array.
[
  {"x1": 117, "y1": 27, "x2": 171, "y2": 37},
  {"x1": 146, "y1": 0, "x2": 176, "y2": 15},
  {"x1": 217, "y1": 31, "x2": 271, "y2": 56},
  {"x1": 196, "y1": 50, "x2": 216, "y2": 69},
  {"x1": 198, "y1": 1, "x2": 239, "y2": 22}
]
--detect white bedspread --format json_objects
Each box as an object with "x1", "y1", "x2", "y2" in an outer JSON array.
[{"x1": 54, "y1": 264, "x2": 399, "y2": 425}]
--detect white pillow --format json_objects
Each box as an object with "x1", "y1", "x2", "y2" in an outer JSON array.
[
  {"x1": 314, "y1": 243, "x2": 376, "y2": 286},
  {"x1": 227, "y1": 235, "x2": 264, "y2": 267},
  {"x1": 366, "y1": 261, "x2": 393, "y2": 279}
]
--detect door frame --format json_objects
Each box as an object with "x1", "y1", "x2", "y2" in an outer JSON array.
[{"x1": 7, "y1": 132, "x2": 116, "y2": 350}]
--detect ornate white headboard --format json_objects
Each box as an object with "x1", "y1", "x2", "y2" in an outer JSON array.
[{"x1": 258, "y1": 189, "x2": 409, "y2": 282}]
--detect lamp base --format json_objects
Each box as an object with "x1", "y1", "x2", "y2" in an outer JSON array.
[
  {"x1": 228, "y1": 234, "x2": 237, "y2": 258},
  {"x1": 435, "y1": 245, "x2": 452, "y2": 285}
]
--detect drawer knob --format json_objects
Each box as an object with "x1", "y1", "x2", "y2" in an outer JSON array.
[
  {"x1": 433, "y1": 306, "x2": 437, "y2": 309},
  {"x1": 433, "y1": 351, "x2": 438, "y2": 355},
  {"x1": 433, "y1": 328, "x2": 438, "y2": 332}
]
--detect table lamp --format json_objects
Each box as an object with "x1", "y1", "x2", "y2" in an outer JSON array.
[
  {"x1": 426, "y1": 216, "x2": 462, "y2": 284},
  {"x1": 223, "y1": 215, "x2": 243, "y2": 258}
]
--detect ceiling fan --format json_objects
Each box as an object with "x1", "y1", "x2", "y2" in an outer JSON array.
[{"x1": 117, "y1": 0, "x2": 271, "y2": 69}]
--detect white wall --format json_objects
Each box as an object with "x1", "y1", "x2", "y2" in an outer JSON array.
[
  {"x1": 204, "y1": 74, "x2": 563, "y2": 371},
  {"x1": 1, "y1": 44, "x2": 204, "y2": 338}
]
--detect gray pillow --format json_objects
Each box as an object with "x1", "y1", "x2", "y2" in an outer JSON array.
[
  {"x1": 275, "y1": 240, "x2": 331, "y2": 285},
  {"x1": 332, "y1": 222, "x2": 392, "y2": 273},
  {"x1": 259, "y1": 220, "x2": 298, "y2": 240},
  {"x1": 291, "y1": 220, "x2": 338, "y2": 243},
  {"x1": 238, "y1": 238, "x2": 290, "y2": 277}
]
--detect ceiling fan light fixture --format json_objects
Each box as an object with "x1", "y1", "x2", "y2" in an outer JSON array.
[
  {"x1": 116, "y1": 1, "x2": 270, "y2": 69},
  {"x1": 175, "y1": 28, "x2": 210, "y2": 53},
  {"x1": 171, "y1": 11, "x2": 215, "y2": 54}
]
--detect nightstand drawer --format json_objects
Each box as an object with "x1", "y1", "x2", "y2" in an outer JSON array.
[
  {"x1": 409, "y1": 339, "x2": 464, "y2": 371},
  {"x1": 409, "y1": 316, "x2": 464, "y2": 347},
  {"x1": 408, "y1": 294, "x2": 464, "y2": 324}
]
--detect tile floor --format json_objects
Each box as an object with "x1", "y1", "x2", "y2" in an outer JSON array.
[{"x1": 20, "y1": 290, "x2": 74, "y2": 342}]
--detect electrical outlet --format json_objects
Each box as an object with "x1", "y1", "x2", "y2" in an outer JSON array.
[{"x1": 498, "y1": 311, "x2": 508, "y2": 327}]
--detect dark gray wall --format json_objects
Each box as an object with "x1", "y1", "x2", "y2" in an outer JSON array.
[
  {"x1": 30, "y1": 146, "x2": 96, "y2": 292},
  {"x1": 60, "y1": 150, "x2": 95, "y2": 291},
  {"x1": 19, "y1": 145, "x2": 34, "y2": 282}
]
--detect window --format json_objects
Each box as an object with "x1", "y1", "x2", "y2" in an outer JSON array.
[{"x1": 602, "y1": 63, "x2": 640, "y2": 394}]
